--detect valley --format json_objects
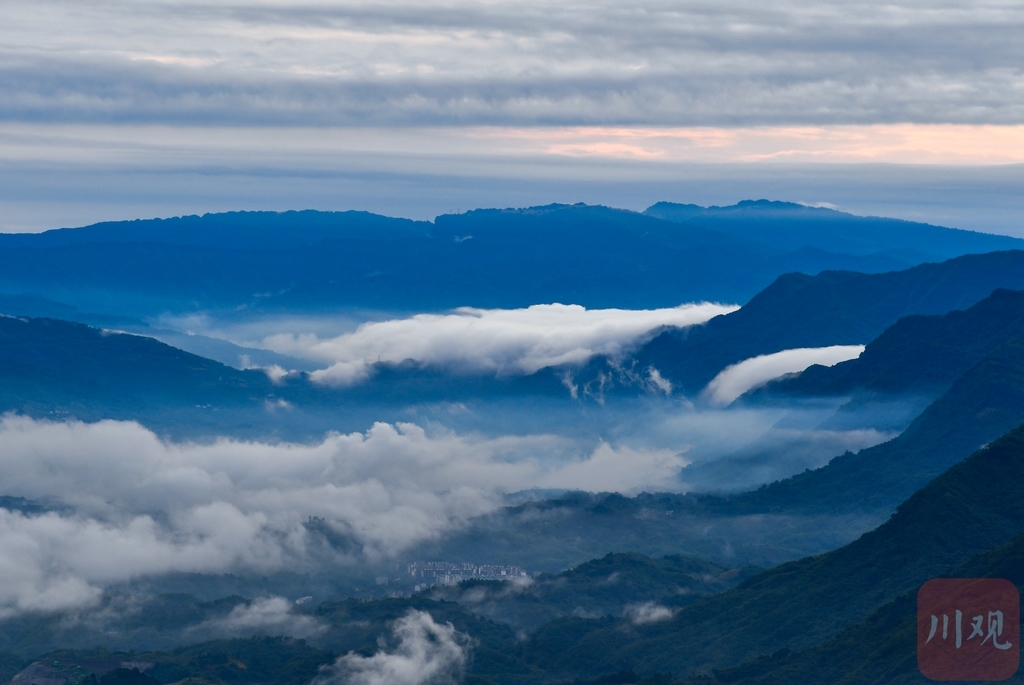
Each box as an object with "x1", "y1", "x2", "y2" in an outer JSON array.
[{"x1": 2, "y1": 203, "x2": 1024, "y2": 684}]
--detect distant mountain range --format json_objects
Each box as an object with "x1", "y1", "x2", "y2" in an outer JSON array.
[
  {"x1": 644, "y1": 200, "x2": 1020, "y2": 259},
  {"x1": 0, "y1": 202, "x2": 1020, "y2": 319}
]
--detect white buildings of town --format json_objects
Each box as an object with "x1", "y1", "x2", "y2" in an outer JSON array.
[{"x1": 407, "y1": 561, "x2": 528, "y2": 587}]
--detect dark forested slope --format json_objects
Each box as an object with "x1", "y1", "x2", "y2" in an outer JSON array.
[
  {"x1": 624, "y1": 250, "x2": 1024, "y2": 395},
  {"x1": 0, "y1": 315, "x2": 277, "y2": 416},
  {"x1": 697, "y1": 528, "x2": 1024, "y2": 685},
  {"x1": 739, "y1": 335, "x2": 1024, "y2": 513},
  {"x1": 521, "y1": 425, "x2": 1024, "y2": 679},
  {"x1": 766, "y1": 287, "x2": 1024, "y2": 397},
  {"x1": 426, "y1": 552, "x2": 760, "y2": 631}
]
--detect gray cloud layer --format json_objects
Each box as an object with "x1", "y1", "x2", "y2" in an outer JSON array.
[
  {"x1": 2, "y1": 1, "x2": 1023, "y2": 126},
  {"x1": 0, "y1": 396, "x2": 896, "y2": 618},
  {"x1": 0, "y1": 414, "x2": 687, "y2": 616}
]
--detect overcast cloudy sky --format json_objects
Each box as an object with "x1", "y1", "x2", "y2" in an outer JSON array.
[{"x1": 2, "y1": 0, "x2": 1023, "y2": 232}]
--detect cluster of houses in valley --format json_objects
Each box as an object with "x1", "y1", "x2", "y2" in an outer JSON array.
[{"x1": 405, "y1": 561, "x2": 529, "y2": 589}]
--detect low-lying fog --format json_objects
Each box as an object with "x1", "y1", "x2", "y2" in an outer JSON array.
[
  {"x1": 0, "y1": 399, "x2": 902, "y2": 619},
  {"x1": 0, "y1": 302, "x2": 927, "y2": 644}
]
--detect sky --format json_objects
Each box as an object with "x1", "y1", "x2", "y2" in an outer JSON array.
[{"x1": 1, "y1": 0, "x2": 1024, "y2": 234}]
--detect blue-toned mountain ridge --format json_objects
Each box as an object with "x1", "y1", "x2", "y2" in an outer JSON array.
[
  {"x1": 1, "y1": 202, "x2": 1024, "y2": 685},
  {"x1": 645, "y1": 199, "x2": 1020, "y2": 258},
  {"x1": 0, "y1": 202, "x2": 1019, "y2": 319}
]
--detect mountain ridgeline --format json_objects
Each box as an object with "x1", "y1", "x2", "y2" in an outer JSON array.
[
  {"x1": 669, "y1": 427, "x2": 1024, "y2": 685},
  {"x1": 763, "y1": 287, "x2": 1024, "y2": 398},
  {"x1": 0, "y1": 315, "x2": 287, "y2": 435},
  {"x1": 0, "y1": 202, "x2": 1020, "y2": 319},
  {"x1": 5, "y1": 240, "x2": 1024, "y2": 519},
  {"x1": 723, "y1": 287, "x2": 1024, "y2": 513},
  {"x1": 644, "y1": 200, "x2": 1021, "y2": 259},
  {"x1": 6, "y1": 251, "x2": 1024, "y2": 421},
  {"x1": 607, "y1": 250, "x2": 1024, "y2": 396},
  {"x1": 417, "y1": 322, "x2": 1024, "y2": 571},
  {"x1": 690, "y1": 533, "x2": 1024, "y2": 684}
]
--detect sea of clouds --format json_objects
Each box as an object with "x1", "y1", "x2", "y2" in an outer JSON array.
[
  {"x1": 255, "y1": 302, "x2": 736, "y2": 386},
  {"x1": 0, "y1": 302, "x2": 902, "y2": 621},
  {"x1": 0, "y1": 391, "x2": 898, "y2": 620},
  {"x1": 0, "y1": 414, "x2": 685, "y2": 618}
]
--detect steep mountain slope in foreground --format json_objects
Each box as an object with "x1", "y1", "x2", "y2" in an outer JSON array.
[
  {"x1": 697, "y1": 521, "x2": 1024, "y2": 684},
  {"x1": 519, "y1": 423, "x2": 1024, "y2": 680},
  {"x1": 0, "y1": 203, "x2": 1018, "y2": 318},
  {"x1": 615, "y1": 250, "x2": 1024, "y2": 395}
]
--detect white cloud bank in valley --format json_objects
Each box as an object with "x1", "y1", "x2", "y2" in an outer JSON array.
[
  {"x1": 314, "y1": 610, "x2": 469, "y2": 685},
  {"x1": 260, "y1": 302, "x2": 736, "y2": 386},
  {"x1": 0, "y1": 415, "x2": 686, "y2": 618},
  {"x1": 704, "y1": 346, "x2": 865, "y2": 405},
  {"x1": 625, "y1": 601, "x2": 675, "y2": 625},
  {"x1": 189, "y1": 596, "x2": 326, "y2": 640}
]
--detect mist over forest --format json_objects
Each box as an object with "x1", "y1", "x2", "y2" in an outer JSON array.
[
  {"x1": 1, "y1": 199, "x2": 1024, "y2": 685},
  {"x1": 6, "y1": 0, "x2": 1024, "y2": 680}
]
